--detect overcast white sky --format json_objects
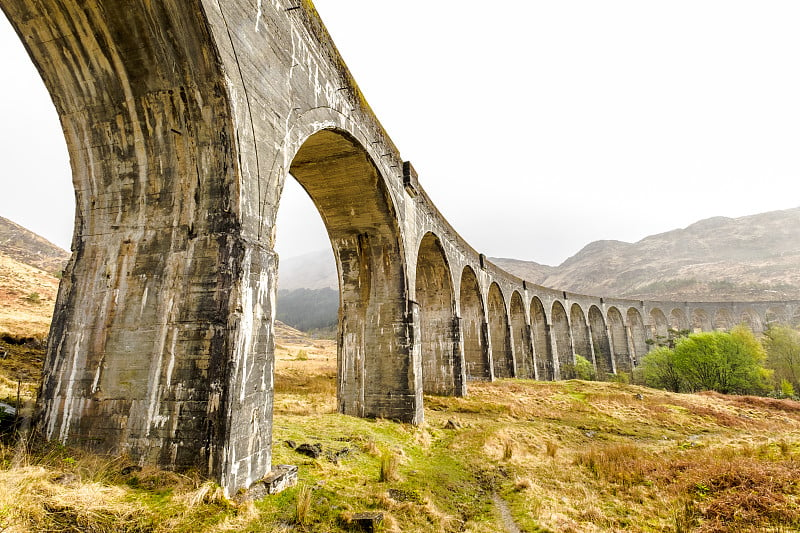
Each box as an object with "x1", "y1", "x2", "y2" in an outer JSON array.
[{"x1": 2, "y1": 2, "x2": 800, "y2": 266}]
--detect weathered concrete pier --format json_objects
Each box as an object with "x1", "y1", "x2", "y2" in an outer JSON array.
[{"x1": 1, "y1": 0, "x2": 796, "y2": 495}]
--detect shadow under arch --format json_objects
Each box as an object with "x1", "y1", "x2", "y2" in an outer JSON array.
[
  {"x1": 530, "y1": 296, "x2": 552, "y2": 380},
  {"x1": 607, "y1": 307, "x2": 632, "y2": 373},
  {"x1": 288, "y1": 128, "x2": 419, "y2": 421},
  {"x1": 588, "y1": 305, "x2": 613, "y2": 377},
  {"x1": 487, "y1": 282, "x2": 513, "y2": 378},
  {"x1": 650, "y1": 308, "x2": 669, "y2": 344},
  {"x1": 509, "y1": 291, "x2": 533, "y2": 379},
  {"x1": 570, "y1": 303, "x2": 592, "y2": 367},
  {"x1": 626, "y1": 308, "x2": 648, "y2": 364},
  {"x1": 460, "y1": 266, "x2": 489, "y2": 380},
  {"x1": 414, "y1": 232, "x2": 463, "y2": 396}
]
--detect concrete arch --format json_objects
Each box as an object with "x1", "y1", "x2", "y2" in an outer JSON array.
[
  {"x1": 650, "y1": 308, "x2": 669, "y2": 344},
  {"x1": 691, "y1": 308, "x2": 712, "y2": 332},
  {"x1": 460, "y1": 266, "x2": 489, "y2": 380},
  {"x1": 530, "y1": 297, "x2": 552, "y2": 380},
  {"x1": 766, "y1": 307, "x2": 788, "y2": 326},
  {"x1": 570, "y1": 304, "x2": 592, "y2": 365},
  {"x1": 488, "y1": 283, "x2": 514, "y2": 378},
  {"x1": 551, "y1": 301, "x2": 573, "y2": 379},
  {"x1": 589, "y1": 306, "x2": 613, "y2": 377},
  {"x1": 607, "y1": 307, "x2": 632, "y2": 373},
  {"x1": 291, "y1": 129, "x2": 415, "y2": 422},
  {"x1": 626, "y1": 308, "x2": 648, "y2": 364},
  {"x1": 415, "y1": 233, "x2": 462, "y2": 396},
  {"x1": 510, "y1": 292, "x2": 533, "y2": 379},
  {"x1": 669, "y1": 308, "x2": 689, "y2": 333},
  {"x1": 713, "y1": 308, "x2": 735, "y2": 331},
  {"x1": 740, "y1": 309, "x2": 763, "y2": 333}
]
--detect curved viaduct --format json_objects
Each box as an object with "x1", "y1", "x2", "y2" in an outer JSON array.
[{"x1": 2, "y1": 0, "x2": 796, "y2": 494}]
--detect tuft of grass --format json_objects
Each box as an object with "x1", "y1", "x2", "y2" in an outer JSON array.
[
  {"x1": 502, "y1": 438, "x2": 514, "y2": 461},
  {"x1": 294, "y1": 484, "x2": 313, "y2": 525},
  {"x1": 544, "y1": 440, "x2": 558, "y2": 460},
  {"x1": 379, "y1": 451, "x2": 400, "y2": 483}
]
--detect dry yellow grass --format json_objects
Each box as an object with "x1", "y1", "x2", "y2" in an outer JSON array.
[{"x1": 0, "y1": 252, "x2": 59, "y2": 339}]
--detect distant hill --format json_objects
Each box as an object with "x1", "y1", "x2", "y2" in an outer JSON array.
[
  {"x1": 0, "y1": 216, "x2": 69, "y2": 275},
  {"x1": 0, "y1": 217, "x2": 68, "y2": 337},
  {"x1": 492, "y1": 207, "x2": 800, "y2": 301},
  {"x1": 276, "y1": 288, "x2": 338, "y2": 335},
  {"x1": 278, "y1": 249, "x2": 337, "y2": 291}
]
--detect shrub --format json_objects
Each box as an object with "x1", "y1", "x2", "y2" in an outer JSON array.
[
  {"x1": 24, "y1": 293, "x2": 40, "y2": 304},
  {"x1": 574, "y1": 355, "x2": 596, "y2": 381}
]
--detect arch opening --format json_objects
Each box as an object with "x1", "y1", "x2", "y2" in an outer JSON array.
[
  {"x1": 570, "y1": 304, "x2": 592, "y2": 367},
  {"x1": 289, "y1": 129, "x2": 417, "y2": 421},
  {"x1": 650, "y1": 308, "x2": 670, "y2": 347},
  {"x1": 510, "y1": 292, "x2": 533, "y2": 379},
  {"x1": 607, "y1": 307, "x2": 632, "y2": 373},
  {"x1": 766, "y1": 307, "x2": 788, "y2": 327},
  {"x1": 713, "y1": 309, "x2": 735, "y2": 331},
  {"x1": 460, "y1": 267, "x2": 489, "y2": 380},
  {"x1": 551, "y1": 301, "x2": 573, "y2": 379},
  {"x1": 414, "y1": 233, "x2": 461, "y2": 396},
  {"x1": 488, "y1": 283, "x2": 514, "y2": 378},
  {"x1": 740, "y1": 309, "x2": 763, "y2": 333},
  {"x1": 669, "y1": 309, "x2": 689, "y2": 339},
  {"x1": 626, "y1": 308, "x2": 648, "y2": 365},
  {"x1": 530, "y1": 297, "x2": 551, "y2": 380},
  {"x1": 588, "y1": 306, "x2": 613, "y2": 377},
  {"x1": 691, "y1": 309, "x2": 712, "y2": 333}
]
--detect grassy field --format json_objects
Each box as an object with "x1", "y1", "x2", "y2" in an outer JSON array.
[{"x1": 1, "y1": 329, "x2": 799, "y2": 532}]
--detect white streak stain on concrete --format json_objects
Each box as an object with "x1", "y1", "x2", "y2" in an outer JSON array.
[
  {"x1": 238, "y1": 249, "x2": 254, "y2": 402},
  {"x1": 255, "y1": 0, "x2": 263, "y2": 32},
  {"x1": 165, "y1": 327, "x2": 178, "y2": 388},
  {"x1": 58, "y1": 332, "x2": 84, "y2": 443}
]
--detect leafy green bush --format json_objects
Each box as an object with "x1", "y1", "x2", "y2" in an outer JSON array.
[
  {"x1": 574, "y1": 355, "x2": 596, "y2": 381},
  {"x1": 639, "y1": 326, "x2": 771, "y2": 395}
]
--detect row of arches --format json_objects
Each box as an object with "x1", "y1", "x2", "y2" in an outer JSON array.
[{"x1": 413, "y1": 232, "x2": 799, "y2": 394}]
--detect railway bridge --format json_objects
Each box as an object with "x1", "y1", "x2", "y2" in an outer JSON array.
[{"x1": 1, "y1": 0, "x2": 796, "y2": 494}]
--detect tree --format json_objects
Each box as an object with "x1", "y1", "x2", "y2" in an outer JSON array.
[
  {"x1": 639, "y1": 346, "x2": 684, "y2": 392},
  {"x1": 639, "y1": 327, "x2": 771, "y2": 395},
  {"x1": 762, "y1": 325, "x2": 800, "y2": 394},
  {"x1": 672, "y1": 326, "x2": 770, "y2": 394}
]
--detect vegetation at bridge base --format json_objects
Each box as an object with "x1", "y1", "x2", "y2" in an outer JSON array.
[
  {"x1": 1, "y1": 334, "x2": 799, "y2": 532},
  {"x1": 762, "y1": 325, "x2": 800, "y2": 397},
  {"x1": 637, "y1": 326, "x2": 778, "y2": 396},
  {"x1": 638, "y1": 324, "x2": 800, "y2": 400}
]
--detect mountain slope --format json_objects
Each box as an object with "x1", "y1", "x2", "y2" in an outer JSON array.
[
  {"x1": 493, "y1": 207, "x2": 800, "y2": 301},
  {"x1": 0, "y1": 217, "x2": 68, "y2": 337},
  {"x1": 0, "y1": 216, "x2": 69, "y2": 274}
]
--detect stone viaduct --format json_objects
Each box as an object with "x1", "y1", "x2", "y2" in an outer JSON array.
[{"x1": 1, "y1": 0, "x2": 797, "y2": 495}]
